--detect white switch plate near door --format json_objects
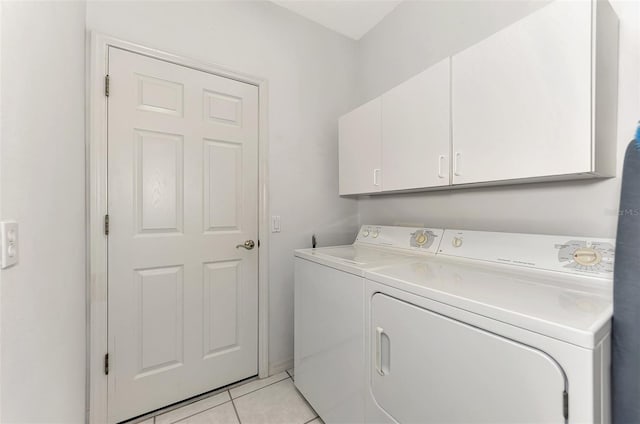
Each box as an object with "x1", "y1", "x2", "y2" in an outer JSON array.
[
  {"x1": 271, "y1": 216, "x2": 281, "y2": 233},
  {"x1": 1, "y1": 221, "x2": 19, "y2": 269}
]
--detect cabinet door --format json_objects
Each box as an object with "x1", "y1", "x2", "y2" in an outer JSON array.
[
  {"x1": 370, "y1": 293, "x2": 567, "y2": 424},
  {"x1": 339, "y1": 98, "x2": 382, "y2": 195},
  {"x1": 382, "y1": 58, "x2": 451, "y2": 190},
  {"x1": 452, "y1": 1, "x2": 592, "y2": 185}
]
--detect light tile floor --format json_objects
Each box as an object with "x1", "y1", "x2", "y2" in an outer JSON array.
[{"x1": 133, "y1": 369, "x2": 322, "y2": 424}]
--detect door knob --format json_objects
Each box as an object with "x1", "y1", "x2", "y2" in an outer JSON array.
[{"x1": 236, "y1": 240, "x2": 255, "y2": 250}]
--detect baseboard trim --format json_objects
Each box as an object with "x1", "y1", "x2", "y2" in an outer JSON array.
[{"x1": 269, "y1": 357, "x2": 293, "y2": 376}]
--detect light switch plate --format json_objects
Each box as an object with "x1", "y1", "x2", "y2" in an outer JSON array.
[
  {"x1": 271, "y1": 216, "x2": 281, "y2": 233},
  {"x1": 1, "y1": 221, "x2": 19, "y2": 269}
]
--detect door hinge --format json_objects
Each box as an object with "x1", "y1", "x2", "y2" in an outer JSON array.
[
  {"x1": 104, "y1": 214, "x2": 110, "y2": 236},
  {"x1": 562, "y1": 390, "x2": 569, "y2": 420},
  {"x1": 105, "y1": 74, "x2": 110, "y2": 97},
  {"x1": 104, "y1": 353, "x2": 109, "y2": 375}
]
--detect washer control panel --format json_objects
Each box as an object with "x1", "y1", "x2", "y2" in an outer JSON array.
[
  {"x1": 439, "y1": 229, "x2": 615, "y2": 278},
  {"x1": 356, "y1": 225, "x2": 443, "y2": 254}
]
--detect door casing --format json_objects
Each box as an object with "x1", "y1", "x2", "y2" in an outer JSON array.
[{"x1": 86, "y1": 32, "x2": 271, "y2": 424}]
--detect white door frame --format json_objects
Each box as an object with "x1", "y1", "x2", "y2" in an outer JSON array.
[{"x1": 86, "y1": 32, "x2": 270, "y2": 423}]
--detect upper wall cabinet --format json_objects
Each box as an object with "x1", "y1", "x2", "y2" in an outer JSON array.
[
  {"x1": 339, "y1": 98, "x2": 382, "y2": 195},
  {"x1": 382, "y1": 58, "x2": 451, "y2": 191},
  {"x1": 451, "y1": 0, "x2": 618, "y2": 185},
  {"x1": 339, "y1": 0, "x2": 618, "y2": 195}
]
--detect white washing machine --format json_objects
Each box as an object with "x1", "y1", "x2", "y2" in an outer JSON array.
[
  {"x1": 364, "y1": 229, "x2": 615, "y2": 424},
  {"x1": 294, "y1": 225, "x2": 444, "y2": 424}
]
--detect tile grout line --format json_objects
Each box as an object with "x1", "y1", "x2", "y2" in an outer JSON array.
[
  {"x1": 164, "y1": 397, "x2": 233, "y2": 424},
  {"x1": 153, "y1": 374, "x2": 293, "y2": 424},
  {"x1": 230, "y1": 390, "x2": 243, "y2": 424},
  {"x1": 145, "y1": 380, "x2": 243, "y2": 424},
  {"x1": 231, "y1": 374, "x2": 291, "y2": 401},
  {"x1": 233, "y1": 375, "x2": 316, "y2": 424},
  {"x1": 293, "y1": 381, "x2": 319, "y2": 424}
]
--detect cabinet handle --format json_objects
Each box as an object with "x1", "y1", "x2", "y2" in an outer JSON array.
[
  {"x1": 373, "y1": 168, "x2": 381, "y2": 187},
  {"x1": 454, "y1": 152, "x2": 462, "y2": 176},
  {"x1": 438, "y1": 155, "x2": 446, "y2": 179}
]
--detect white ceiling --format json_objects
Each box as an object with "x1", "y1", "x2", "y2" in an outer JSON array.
[{"x1": 271, "y1": 0, "x2": 402, "y2": 40}]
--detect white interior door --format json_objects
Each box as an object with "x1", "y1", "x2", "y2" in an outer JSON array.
[
  {"x1": 370, "y1": 293, "x2": 567, "y2": 424},
  {"x1": 107, "y1": 47, "x2": 259, "y2": 422}
]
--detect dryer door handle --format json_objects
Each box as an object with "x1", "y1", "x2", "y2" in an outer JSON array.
[{"x1": 375, "y1": 326, "x2": 390, "y2": 376}]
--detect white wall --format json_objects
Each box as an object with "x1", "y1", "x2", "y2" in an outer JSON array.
[
  {"x1": 86, "y1": 0, "x2": 360, "y2": 372},
  {"x1": 356, "y1": 0, "x2": 640, "y2": 239},
  {"x1": 0, "y1": 1, "x2": 87, "y2": 422},
  {"x1": 358, "y1": 0, "x2": 550, "y2": 101}
]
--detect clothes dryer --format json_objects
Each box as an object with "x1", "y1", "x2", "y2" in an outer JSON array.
[{"x1": 365, "y1": 229, "x2": 614, "y2": 424}]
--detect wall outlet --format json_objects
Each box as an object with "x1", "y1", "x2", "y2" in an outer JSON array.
[{"x1": 1, "y1": 221, "x2": 19, "y2": 269}]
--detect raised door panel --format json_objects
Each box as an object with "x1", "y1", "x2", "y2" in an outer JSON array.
[
  {"x1": 382, "y1": 58, "x2": 451, "y2": 190},
  {"x1": 203, "y1": 261, "x2": 241, "y2": 358},
  {"x1": 203, "y1": 140, "x2": 242, "y2": 232},
  {"x1": 203, "y1": 90, "x2": 243, "y2": 127},
  {"x1": 136, "y1": 74, "x2": 184, "y2": 116},
  {"x1": 135, "y1": 266, "x2": 184, "y2": 377},
  {"x1": 370, "y1": 293, "x2": 566, "y2": 423},
  {"x1": 135, "y1": 130, "x2": 184, "y2": 234},
  {"x1": 339, "y1": 98, "x2": 382, "y2": 195},
  {"x1": 452, "y1": 1, "x2": 592, "y2": 185}
]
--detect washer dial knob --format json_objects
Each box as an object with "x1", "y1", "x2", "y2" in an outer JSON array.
[
  {"x1": 415, "y1": 233, "x2": 428, "y2": 246},
  {"x1": 573, "y1": 247, "x2": 602, "y2": 266},
  {"x1": 362, "y1": 228, "x2": 370, "y2": 237},
  {"x1": 372, "y1": 228, "x2": 380, "y2": 238},
  {"x1": 557, "y1": 240, "x2": 614, "y2": 274},
  {"x1": 452, "y1": 237, "x2": 463, "y2": 248}
]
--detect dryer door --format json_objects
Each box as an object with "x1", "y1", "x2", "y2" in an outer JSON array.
[{"x1": 371, "y1": 293, "x2": 567, "y2": 424}]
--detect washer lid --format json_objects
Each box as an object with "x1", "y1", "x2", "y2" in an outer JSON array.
[
  {"x1": 295, "y1": 245, "x2": 421, "y2": 276},
  {"x1": 365, "y1": 257, "x2": 612, "y2": 348}
]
